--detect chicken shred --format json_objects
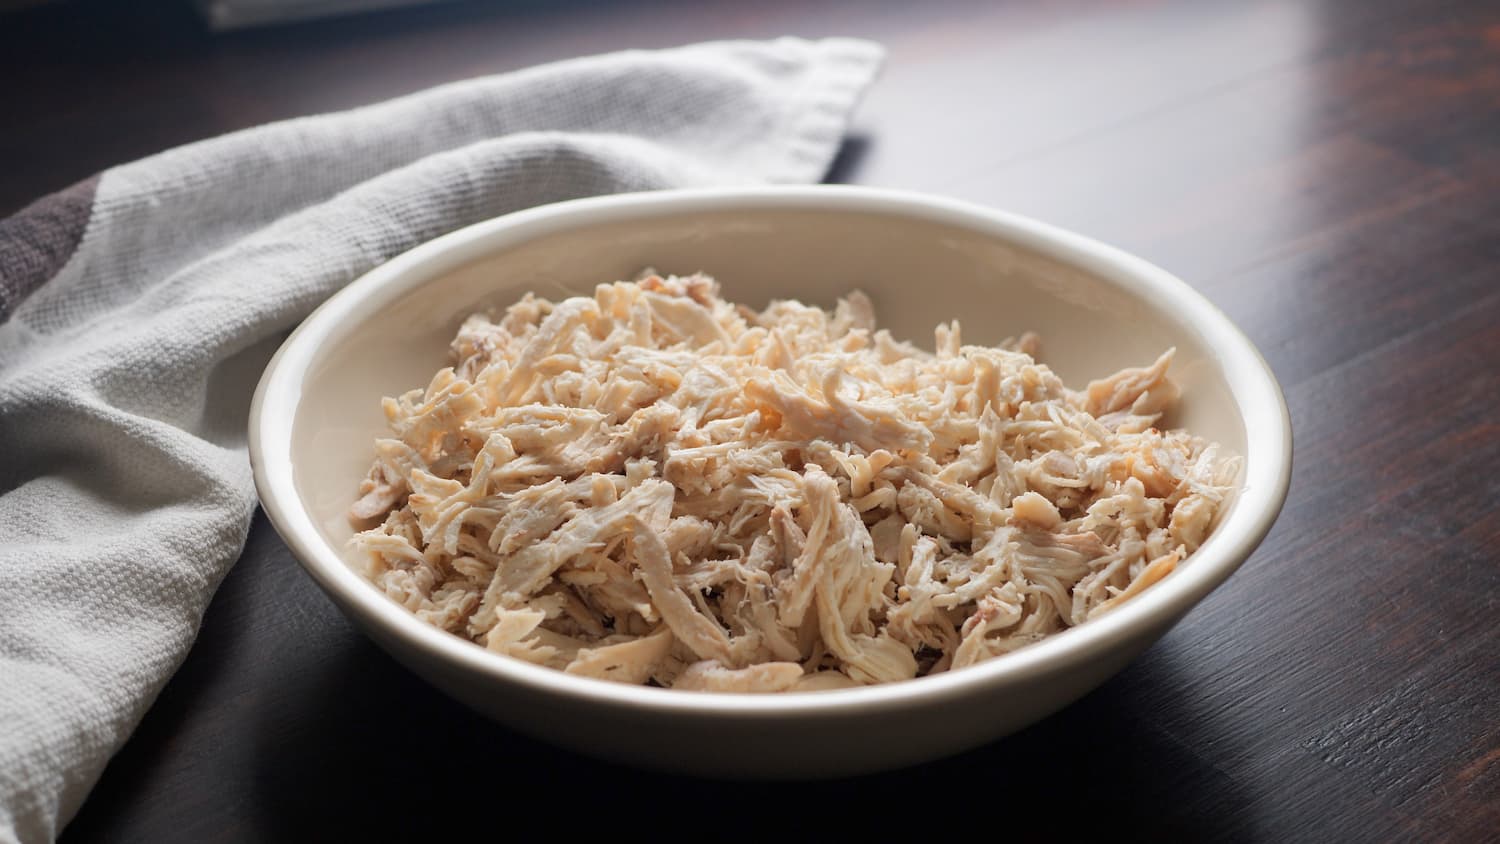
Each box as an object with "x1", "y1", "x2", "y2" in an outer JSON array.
[{"x1": 350, "y1": 274, "x2": 1239, "y2": 692}]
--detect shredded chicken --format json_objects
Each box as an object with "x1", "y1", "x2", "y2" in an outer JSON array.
[{"x1": 350, "y1": 273, "x2": 1239, "y2": 692}]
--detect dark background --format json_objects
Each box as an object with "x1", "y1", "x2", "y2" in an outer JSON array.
[{"x1": 4, "y1": 1, "x2": 1497, "y2": 840}]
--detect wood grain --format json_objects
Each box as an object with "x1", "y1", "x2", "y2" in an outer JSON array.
[{"x1": 2, "y1": 0, "x2": 1493, "y2": 840}]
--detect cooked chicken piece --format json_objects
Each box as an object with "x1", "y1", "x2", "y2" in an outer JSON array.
[
  {"x1": 792, "y1": 671, "x2": 862, "y2": 692},
  {"x1": 486, "y1": 478, "x2": 579, "y2": 555},
  {"x1": 952, "y1": 582, "x2": 1026, "y2": 669},
  {"x1": 350, "y1": 439, "x2": 427, "y2": 521},
  {"x1": 468, "y1": 479, "x2": 675, "y2": 633},
  {"x1": 564, "y1": 629, "x2": 675, "y2": 685},
  {"x1": 673, "y1": 659, "x2": 805, "y2": 693},
  {"x1": 1082, "y1": 348, "x2": 1178, "y2": 417},
  {"x1": 350, "y1": 275, "x2": 1237, "y2": 691},
  {"x1": 1090, "y1": 549, "x2": 1183, "y2": 618},
  {"x1": 744, "y1": 368, "x2": 934, "y2": 454},
  {"x1": 1010, "y1": 490, "x2": 1062, "y2": 530},
  {"x1": 383, "y1": 368, "x2": 486, "y2": 463},
  {"x1": 1168, "y1": 493, "x2": 1215, "y2": 552},
  {"x1": 623, "y1": 515, "x2": 734, "y2": 663},
  {"x1": 641, "y1": 290, "x2": 733, "y2": 348}
]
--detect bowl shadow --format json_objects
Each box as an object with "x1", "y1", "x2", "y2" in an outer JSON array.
[{"x1": 249, "y1": 634, "x2": 1259, "y2": 841}]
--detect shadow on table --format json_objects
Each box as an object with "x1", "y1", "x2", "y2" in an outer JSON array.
[
  {"x1": 824, "y1": 134, "x2": 872, "y2": 185},
  {"x1": 248, "y1": 635, "x2": 1258, "y2": 841}
]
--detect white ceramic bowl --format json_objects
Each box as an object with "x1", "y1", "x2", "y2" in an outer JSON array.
[{"x1": 249, "y1": 186, "x2": 1291, "y2": 778}]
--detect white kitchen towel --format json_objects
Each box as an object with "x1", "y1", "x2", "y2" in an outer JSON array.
[{"x1": 0, "y1": 37, "x2": 883, "y2": 842}]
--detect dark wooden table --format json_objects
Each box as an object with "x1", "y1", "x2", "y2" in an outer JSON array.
[{"x1": 7, "y1": 0, "x2": 1497, "y2": 840}]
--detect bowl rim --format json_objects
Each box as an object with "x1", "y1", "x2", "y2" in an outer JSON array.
[{"x1": 249, "y1": 184, "x2": 1292, "y2": 718}]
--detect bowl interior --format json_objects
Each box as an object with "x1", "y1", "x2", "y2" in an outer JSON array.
[{"x1": 292, "y1": 204, "x2": 1250, "y2": 558}]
